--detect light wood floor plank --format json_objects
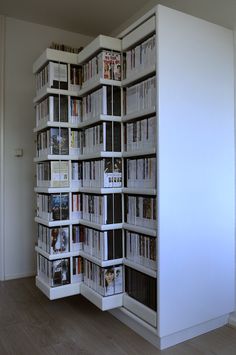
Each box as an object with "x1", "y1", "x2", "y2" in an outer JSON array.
[{"x1": 0, "y1": 278, "x2": 236, "y2": 355}]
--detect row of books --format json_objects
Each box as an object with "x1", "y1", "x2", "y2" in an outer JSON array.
[
  {"x1": 125, "y1": 76, "x2": 156, "y2": 115},
  {"x1": 83, "y1": 228, "x2": 122, "y2": 261},
  {"x1": 50, "y1": 42, "x2": 83, "y2": 54},
  {"x1": 35, "y1": 96, "x2": 81, "y2": 127},
  {"x1": 35, "y1": 62, "x2": 81, "y2": 94},
  {"x1": 82, "y1": 122, "x2": 121, "y2": 154},
  {"x1": 38, "y1": 255, "x2": 70, "y2": 286},
  {"x1": 36, "y1": 123, "x2": 122, "y2": 157},
  {"x1": 36, "y1": 127, "x2": 70, "y2": 156},
  {"x1": 38, "y1": 255, "x2": 83, "y2": 287},
  {"x1": 37, "y1": 193, "x2": 69, "y2": 221},
  {"x1": 82, "y1": 86, "x2": 121, "y2": 121},
  {"x1": 83, "y1": 158, "x2": 122, "y2": 188},
  {"x1": 82, "y1": 193, "x2": 122, "y2": 225},
  {"x1": 37, "y1": 157, "x2": 156, "y2": 190},
  {"x1": 36, "y1": 128, "x2": 80, "y2": 157},
  {"x1": 38, "y1": 224, "x2": 83, "y2": 254},
  {"x1": 125, "y1": 231, "x2": 156, "y2": 270},
  {"x1": 36, "y1": 193, "x2": 122, "y2": 224},
  {"x1": 37, "y1": 223, "x2": 123, "y2": 262},
  {"x1": 36, "y1": 161, "x2": 69, "y2": 188},
  {"x1": 126, "y1": 195, "x2": 156, "y2": 230},
  {"x1": 124, "y1": 34, "x2": 156, "y2": 78},
  {"x1": 125, "y1": 266, "x2": 156, "y2": 311},
  {"x1": 126, "y1": 157, "x2": 156, "y2": 189},
  {"x1": 71, "y1": 193, "x2": 82, "y2": 219},
  {"x1": 124, "y1": 116, "x2": 156, "y2": 152},
  {"x1": 38, "y1": 224, "x2": 69, "y2": 254},
  {"x1": 82, "y1": 50, "x2": 121, "y2": 86},
  {"x1": 84, "y1": 260, "x2": 123, "y2": 296}
]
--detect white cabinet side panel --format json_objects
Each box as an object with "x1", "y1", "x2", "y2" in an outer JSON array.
[{"x1": 157, "y1": 5, "x2": 235, "y2": 337}]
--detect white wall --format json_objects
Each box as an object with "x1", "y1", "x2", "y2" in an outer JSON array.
[{"x1": 2, "y1": 17, "x2": 92, "y2": 280}]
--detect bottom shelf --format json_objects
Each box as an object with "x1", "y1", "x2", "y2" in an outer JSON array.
[
  {"x1": 123, "y1": 294, "x2": 157, "y2": 327},
  {"x1": 36, "y1": 276, "x2": 81, "y2": 300},
  {"x1": 80, "y1": 283, "x2": 123, "y2": 311}
]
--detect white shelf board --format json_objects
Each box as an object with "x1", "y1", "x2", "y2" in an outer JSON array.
[
  {"x1": 80, "y1": 283, "x2": 123, "y2": 311},
  {"x1": 122, "y1": 107, "x2": 156, "y2": 123},
  {"x1": 79, "y1": 219, "x2": 123, "y2": 231},
  {"x1": 78, "y1": 35, "x2": 121, "y2": 64},
  {"x1": 124, "y1": 259, "x2": 157, "y2": 278},
  {"x1": 34, "y1": 154, "x2": 79, "y2": 162},
  {"x1": 36, "y1": 276, "x2": 81, "y2": 300},
  {"x1": 35, "y1": 246, "x2": 80, "y2": 260},
  {"x1": 123, "y1": 149, "x2": 156, "y2": 158},
  {"x1": 34, "y1": 121, "x2": 79, "y2": 133},
  {"x1": 80, "y1": 251, "x2": 123, "y2": 267},
  {"x1": 123, "y1": 188, "x2": 156, "y2": 196},
  {"x1": 35, "y1": 217, "x2": 72, "y2": 227},
  {"x1": 123, "y1": 223, "x2": 157, "y2": 237},
  {"x1": 78, "y1": 78, "x2": 121, "y2": 97},
  {"x1": 122, "y1": 66, "x2": 156, "y2": 87},
  {"x1": 121, "y1": 16, "x2": 156, "y2": 51},
  {"x1": 80, "y1": 187, "x2": 122, "y2": 194},
  {"x1": 123, "y1": 293, "x2": 157, "y2": 328},
  {"x1": 34, "y1": 187, "x2": 77, "y2": 193},
  {"x1": 78, "y1": 114, "x2": 121, "y2": 129},
  {"x1": 33, "y1": 87, "x2": 79, "y2": 104},
  {"x1": 79, "y1": 151, "x2": 122, "y2": 160},
  {"x1": 33, "y1": 48, "x2": 78, "y2": 74}
]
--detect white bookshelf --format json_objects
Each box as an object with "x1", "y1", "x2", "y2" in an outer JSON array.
[
  {"x1": 35, "y1": 246, "x2": 80, "y2": 261},
  {"x1": 79, "y1": 220, "x2": 123, "y2": 231},
  {"x1": 121, "y1": 65, "x2": 156, "y2": 87},
  {"x1": 34, "y1": 187, "x2": 79, "y2": 194},
  {"x1": 33, "y1": 88, "x2": 80, "y2": 104},
  {"x1": 78, "y1": 114, "x2": 121, "y2": 129},
  {"x1": 123, "y1": 294, "x2": 157, "y2": 327},
  {"x1": 79, "y1": 187, "x2": 122, "y2": 194},
  {"x1": 78, "y1": 152, "x2": 122, "y2": 160},
  {"x1": 77, "y1": 35, "x2": 121, "y2": 64},
  {"x1": 34, "y1": 155, "x2": 79, "y2": 162},
  {"x1": 123, "y1": 259, "x2": 157, "y2": 278},
  {"x1": 123, "y1": 223, "x2": 157, "y2": 237},
  {"x1": 33, "y1": 5, "x2": 235, "y2": 350},
  {"x1": 80, "y1": 283, "x2": 123, "y2": 311},
  {"x1": 123, "y1": 188, "x2": 156, "y2": 196},
  {"x1": 78, "y1": 78, "x2": 121, "y2": 97},
  {"x1": 35, "y1": 217, "x2": 78, "y2": 227},
  {"x1": 33, "y1": 48, "x2": 78, "y2": 74},
  {"x1": 122, "y1": 107, "x2": 156, "y2": 123},
  {"x1": 34, "y1": 121, "x2": 79, "y2": 133},
  {"x1": 36, "y1": 276, "x2": 81, "y2": 300},
  {"x1": 80, "y1": 251, "x2": 123, "y2": 268}
]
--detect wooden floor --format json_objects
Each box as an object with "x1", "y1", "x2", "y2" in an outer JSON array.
[{"x1": 0, "y1": 278, "x2": 236, "y2": 354}]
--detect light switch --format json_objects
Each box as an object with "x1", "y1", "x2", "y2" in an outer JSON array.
[{"x1": 15, "y1": 148, "x2": 23, "y2": 157}]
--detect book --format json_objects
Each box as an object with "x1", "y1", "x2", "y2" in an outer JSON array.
[
  {"x1": 51, "y1": 258, "x2": 70, "y2": 287},
  {"x1": 50, "y1": 226, "x2": 69, "y2": 254}
]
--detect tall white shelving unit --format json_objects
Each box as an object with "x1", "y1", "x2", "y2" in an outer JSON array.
[
  {"x1": 33, "y1": 5, "x2": 235, "y2": 349},
  {"x1": 111, "y1": 5, "x2": 235, "y2": 349}
]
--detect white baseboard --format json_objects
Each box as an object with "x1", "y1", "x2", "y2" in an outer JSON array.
[
  {"x1": 228, "y1": 312, "x2": 236, "y2": 327},
  {"x1": 159, "y1": 314, "x2": 229, "y2": 349},
  {"x1": 4, "y1": 271, "x2": 36, "y2": 281},
  {"x1": 110, "y1": 307, "x2": 160, "y2": 348},
  {"x1": 110, "y1": 307, "x2": 230, "y2": 350}
]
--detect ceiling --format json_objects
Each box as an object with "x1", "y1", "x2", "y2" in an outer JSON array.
[{"x1": 0, "y1": 0, "x2": 236, "y2": 37}]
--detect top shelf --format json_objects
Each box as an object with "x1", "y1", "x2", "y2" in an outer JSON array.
[
  {"x1": 33, "y1": 48, "x2": 78, "y2": 74},
  {"x1": 78, "y1": 35, "x2": 122, "y2": 64},
  {"x1": 121, "y1": 16, "x2": 156, "y2": 51}
]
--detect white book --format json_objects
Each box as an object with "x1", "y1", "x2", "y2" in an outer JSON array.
[{"x1": 114, "y1": 266, "x2": 123, "y2": 294}]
